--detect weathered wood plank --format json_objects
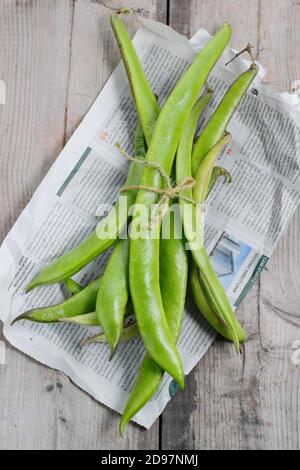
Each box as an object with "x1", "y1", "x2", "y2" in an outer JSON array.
[
  {"x1": 162, "y1": 0, "x2": 300, "y2": 450},
  {"x1": 256, "y1": 0, "x2": 300, "y2": 450},
  {"x1": 169, "y1": 0, "x2": 260, "y2": 51},
  {"x1": 0, "y1": 0, "x2": 74, "y2": 241},
  {"x1": 57, "y1": 0, "x2": 166, "y2": 450},
  {"x1": 258, "y1": 0, "x2": 300, "y2": 92},
  {"x1": 66, "y1": 0, "x2": 167, "y2": 140},
  {"x1": 0, "y1": 0, "x2": 75, "y2": 450},
  {"x1": 0, "y1": 0, "x2": 166, "y2": 450}
]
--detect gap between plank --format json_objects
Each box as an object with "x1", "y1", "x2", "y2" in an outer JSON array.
[
  {"x1": 159, "y1": 0, "x2": 170, "y2": 450},
  {"x1": 62, "y1": 0, "x2": 76, "y2": 147}
]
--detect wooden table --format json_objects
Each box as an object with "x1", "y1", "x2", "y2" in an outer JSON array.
[{"x1": 0, "y1": 0, "x2": 299, "y2": 450}]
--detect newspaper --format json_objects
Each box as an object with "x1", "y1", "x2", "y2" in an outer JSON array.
[{"x1": 1, "y1": 18, "x2": 300, "y2": 429}]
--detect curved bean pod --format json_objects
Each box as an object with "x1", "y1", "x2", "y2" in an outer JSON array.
[
  {"x1": 130, "y1": 23, "x2": 232, "y2": 389},
  {"x1": 81, "y1": 321, "x2": 139, "y2": 347},
  {"x1": 120, "y1": 212, "x2": 188, "y2": 435},
  {"x1": 12, "y1": 277, "x2": 101, "y2": 324},
  {"x1": 65, "y1": 279, "x2": 83, "y2": 295},
  {"x1": 26, "y1": 12, "x2": 159, "y2": 292},
  {"x1": 96, "y1": 239, "x2": 130, "y2": 353},
  {"x1": 191, "y1": 135, "x2": 243, "y2": 350},
  {"x1": 175, "y1": 79, "x2": 244, "y2": 351},
  {"x1": 26, "y1": 127, "x2": 145, "y2": 292},
  {"x1": 190, "y1": 260, "x2": 245, "y2": 342},
  {"x1": 94, "y1": 125, "x2": 146, "y2": 352},
  {"x1": 59, "y1": 312, "x2": 99, "y2": 326},
  {"x1": 190, "y1": 161, "x2": 245, "y2": 344},
  {"x1": 120, "y1": 94, "x2": 211, "y2": 435},
  {"x1": 207, "y1": 166, "x2": 232, "y2": 196},
  {"x1": 192, "y1": 64, "x2": 259, "y2": 175},
  {"x1": 95, "y1": 16, "x2": 153, "y2": 351},
  {"x1": 110, "y1": 10, "x2": 160, "y2": 145}
]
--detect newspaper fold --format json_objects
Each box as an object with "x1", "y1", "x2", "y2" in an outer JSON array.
[{"x1": 0, "y1": 19, "x2": 300, "y2": 429}]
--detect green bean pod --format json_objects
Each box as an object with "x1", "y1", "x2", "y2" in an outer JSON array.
[
  {"x1": 192, "y1": 135, "x2": 244, "y2": 350},
  {"x1": 59, "y1": 312, "x2": 99, "y2": 326},
  {"x1": 111, "y1": 10, "x2": 160, "y2": 145},
  {"x1": 192, "y1": 64, "x2": 259, "y2": 175},
  {"x1": 176, "y1": 90, "x2": 214, "y2": 202},
  {"x1": 94, "y1": 123, "x2": 146, "y2": 352},
  {"x1": 109, "y1": 13, "x2": 203, "y2": 426},
  {"x1": 81, "y1": 321, "x2": 139, "y2": 347},
  {"x1": 175, "y1": 80, "x2": 244, "y2": 350},
  {"x1": 192, "y1": 247, "x2": 245, "y2": 349},
  {"x1": 191, "y1": 159, "x2": 245, "y2": 346},
  {"x1": 190, "y1": 162, "x2": 245, "y2": 344},
  {"x1": 26, "y1": 125, "x2": 146, "y2": 292},
  {"x1": 25, "y1": 13, "x2": 159, "y2": 293},
  {"x1": 207, "y1": 166, "x2": 232, "y2": 196},
  {"x1": 12, "y1": 277, "x2": 101, "y2": 324},
  {"x1": 96, "y1": 239, "x2": 130, "y2": 353},
  {"x1": 120, "y1": 210, "x2": 188, "y2": 435},
  {"x1": 93, "y1": 127, "x2": 145, "y2": 353},
  {"x1": 120, "y1": 94, "x2": 211, "y2": 435},
  {"x1": 65, "y1": 279, "x2": 83, "y2": 295},
  {"x1": 159, "y1": 210, "x2": 188, "y2": 341},
  {"x1": 130, "y1": 23, "x2": 232, "y2": 389},
  {"x1": 190, "y1": 260, "x2": 245, "y2": 342}
]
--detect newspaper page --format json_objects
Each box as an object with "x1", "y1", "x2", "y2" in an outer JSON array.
[{"x1": 0, "y1": 18, "x2": 300, "y2": 429}]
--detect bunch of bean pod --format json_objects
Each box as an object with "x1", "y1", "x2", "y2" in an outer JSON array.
[{"x1": 13, "y1": 10, "x2": 259, "y2": 433}]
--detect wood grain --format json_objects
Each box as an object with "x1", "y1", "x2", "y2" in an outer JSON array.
[
  {"x1": 169, "y1": 0, "x2": 260, "y2": 51},
  {"x1": 255, "y1": 0, "x2": 300, "y2": 450},
  {"x1": 0, "y1": 0, "x2": 299, "y2": 450},
  {"x1": 0, "y1": 0, "x2": 74, "y2": 450},
  {"x1": 162, "y1": 0, "x2": 300, "y2": 451},
  {"x1": 56, "y1": 0, "x2": 166, "y2": 450},
  {"x1": 0, "y1": 0, "x2": 165, "y2": 450}
]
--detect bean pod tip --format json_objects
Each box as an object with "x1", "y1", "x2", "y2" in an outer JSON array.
[{"x1": 11, "y1": 311, "x2": 31, "y2": 325}]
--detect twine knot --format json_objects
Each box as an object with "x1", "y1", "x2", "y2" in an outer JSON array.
[{"x1": 116, "y1": 143, "x2": 204, "y2": 229}]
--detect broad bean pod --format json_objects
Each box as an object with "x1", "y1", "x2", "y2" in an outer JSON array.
[
  {"x1": 207, "y1": 166, "x2": 232, "y2": 196},
  {"x1": 92, "y1": 123, "x2": 146, "y2": 351},
  {"x1": 26, "y1": 11, "x2": 159, "y2": 292},
  {"x1": 110, "y1": 10, "x2": 159, "y2": 145},
  {"x1": 190, "y1": 162, "x2": 245, "y2": 343},
  {"x1": 81, "y1": 322, "x2": 139, "y2": 347},
  {"x1": 65, "y1": 279, "x2": 83, "y2": 295},
  {"x1": 96, "y1": 238, "x2": 130, "y2": 353},
  {"x1": 120, "y1": 94, "x2": 211, "y2": 434},
  {"x1": 194, "y1": 136, "x2": 244, "y2": 349},
  {"x1": 192, "y1": 64, "x2": 259, "y2": 175},
  {"x1": 130, "y1": 22, "x2": 232, "y2": 388},
  {"x1": 190, "y1": 260, "x2": 245, "y2": 342},
  {"x1": 60, "y1": 312, "x2": 99, "y2": 326},
  {"x1": 12, "y1": 277, "x2": 101, "y2": 324}
]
